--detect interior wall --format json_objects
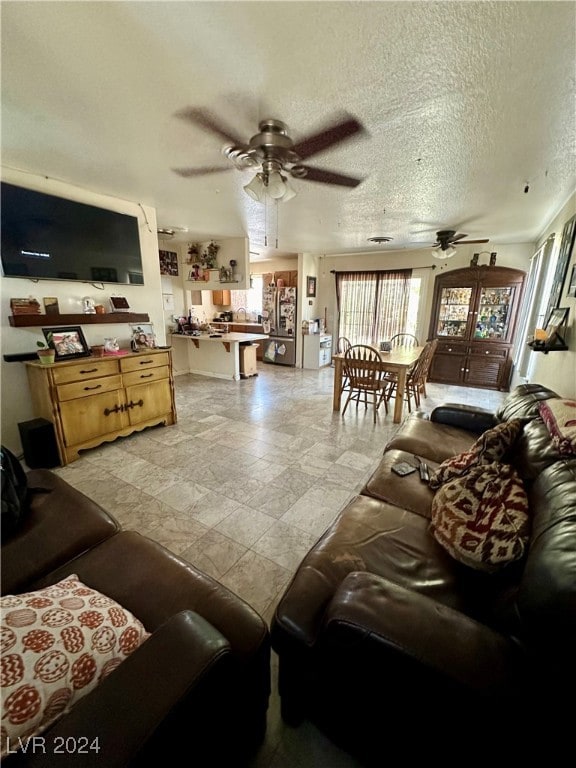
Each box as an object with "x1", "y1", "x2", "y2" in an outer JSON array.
[
  {"x1": 1, "y1": 167, "x2": 163, "y2": 453},
  {"x1": 318, "y1": 243, "x2": 533, "y2": 346},
  {"x1": 523, "y1": 192, "x2": 576, "y2": 397}
]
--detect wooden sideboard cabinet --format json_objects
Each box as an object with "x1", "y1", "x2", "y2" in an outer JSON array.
[
  {"x1": 25, "y1": 349, "x2": 177, "y2": 465},
  {"x1": 427, "y1": 266, "x2": 526, "y2": 391}
]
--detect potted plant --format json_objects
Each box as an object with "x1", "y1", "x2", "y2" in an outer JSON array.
[
  {"x1": 186, "y1": 242, "x2": 202, "y2": 264},
  {"x1": 36, "y1": 333, "x2": 55, "y2": 365}
]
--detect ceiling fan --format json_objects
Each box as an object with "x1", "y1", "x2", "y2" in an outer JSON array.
[
  {"x1": 171, "y1": 108, "x2": 367, "y2": 200},
  {"x1": 432, "y1": 230, "x2": 489, "y2": 259}
]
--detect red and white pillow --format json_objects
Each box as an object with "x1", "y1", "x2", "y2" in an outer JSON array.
[
  {"x1": 429, "y1": 418, "x2": 525, "y2": 490},
  {"x1": 430, "y1": 462, "x2": 530, "y2": 572},
  {"x1": 1, "y1": 575, "x2": 149, "y2": 757},
  {"x1": 538, "y1": 399, "x2": 576, "y2": 456}
]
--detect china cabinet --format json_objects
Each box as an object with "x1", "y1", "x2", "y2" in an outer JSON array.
[{"x1": 427, "y1": 266, "x2": 525, "y2": 390}]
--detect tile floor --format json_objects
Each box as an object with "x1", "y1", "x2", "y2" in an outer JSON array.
[{"x1": 52, "y1": 363, "x2": 506, "y2": 767}]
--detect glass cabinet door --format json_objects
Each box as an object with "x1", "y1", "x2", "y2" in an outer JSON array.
[
  {"x1": 436, "y1": 287, "x2": 473, "y2": 337},
  {"x1": 474, "y1": 286, "x2": 515, "y2": 340}
]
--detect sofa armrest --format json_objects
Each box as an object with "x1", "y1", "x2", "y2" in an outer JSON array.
[
  {"x1": 430, "y1": 403, "x2": 497, "y2": 434},
  {"x1": 18, "y1": 611, "x2": 230, "y2": 767},
  {"x1": 322, "y1": 571, "x2": 524, "y2": 694}
]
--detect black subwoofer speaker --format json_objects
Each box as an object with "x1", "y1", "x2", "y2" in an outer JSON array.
[{"x1": 18, "y1": 418, "x2": 60, "y2": 469}]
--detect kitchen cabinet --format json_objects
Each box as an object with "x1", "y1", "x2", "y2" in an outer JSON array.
[
  {"x1": 25, "y1": 349, "x2": 176, "y2": 465},
  {"x1": 212, "y1": 289, "x2": 231, "y2": 305},
  {"x1": 263, "y1": 270, "x2": 298, "y2": 287},
  {"x1": 303, "y1": 334, "x2": 332, "y2": 369},
  {"x1": 427, "y1": 266, "x2": 525, "y2": 391}
]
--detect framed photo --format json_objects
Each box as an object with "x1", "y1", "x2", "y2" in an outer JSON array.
[
  {"x1": 567, "y1": 264, "x2": 576, "y2": 298},
  {"x1": 544, "y1": 307, "x2": 569, "y2": 339},
  {"x1": 43, "y1": 297, "x2": 60, "y2": 315},
  {"x1": 159, "y1": 250, "x2": 179, "y2": 276},
  {"x1": 44, "y1": 326, "x2": 91, "y2": 361},
  {"x1": 306, "y1": 276, "x2": 317, "y2": 298},
  {"x1": 130, "y1": 323, "x2": 156, "y2": 351},
  {"x1": 542, "y1": 214, "x2": 576, "y2": 324}
]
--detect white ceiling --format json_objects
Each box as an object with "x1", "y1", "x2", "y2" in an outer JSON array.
[{"x1": 2, "y1": 1, "x2": 575, "y2": 261}]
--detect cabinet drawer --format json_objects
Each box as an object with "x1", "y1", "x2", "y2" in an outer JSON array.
[
  {"x1": 123, "y1": 366, "x2": 169, "y2": 387},
  {"x1": 52, "y1": 359, "x2": 119, "y2": 384},
  {"x1": 436, "y1": 341, "x2": 468, "y2": 354},
  {"x1": 120, "y1": 352, "x2": 169, "y2": 373},
  {"x1": 470, "y1": 343, "x2": 509, "y2": 359},
  {"x1": 57, "y1": 375, "x2": 123, "y2": 402}
]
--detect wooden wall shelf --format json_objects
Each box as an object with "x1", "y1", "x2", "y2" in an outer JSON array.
[{"x1": 9, "y1": 312, "x2": 150, "y2": 328}]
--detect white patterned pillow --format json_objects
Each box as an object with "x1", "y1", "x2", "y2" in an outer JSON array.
[{"x1": 1, "y1": 575, "x2": 149, "y2": 757}]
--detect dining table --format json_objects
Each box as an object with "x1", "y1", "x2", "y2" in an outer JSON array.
[{"x1": 332, "y1": 346, "x2": 423, "y2": 424}]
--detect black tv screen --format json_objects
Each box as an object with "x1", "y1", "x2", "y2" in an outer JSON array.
[{"x1": 1, "y1": 182, "x2": 144, "y2": 285}]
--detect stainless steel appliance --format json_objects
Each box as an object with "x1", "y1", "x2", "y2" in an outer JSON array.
[
  {"x1": 262, "y1": 285, "x2": 297, "y2": 366},
  {"x1": 262, "y1": 336, "x2": 297, "y2": 366}
]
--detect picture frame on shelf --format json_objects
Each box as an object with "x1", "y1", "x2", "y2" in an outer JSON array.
[
  {"x1": 306, "y1": 276, "x2": 317, "y2": 298},
  {"x1": 545, "y1": 306, "x2": 569, "y2": 338},
  {"x1": 130, "y1": 323, "x2": 156, "y2": 351},
  {"x1": 44, "y1": 326, "x2": 91, "y2": 361},
  {"x1": 43, "y1": 297, "x2": 60, "y2": 315}
]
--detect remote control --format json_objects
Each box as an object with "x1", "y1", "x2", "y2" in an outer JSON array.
[{"x1": 419, "y1": 462, "x2": 430, "y2": 482}]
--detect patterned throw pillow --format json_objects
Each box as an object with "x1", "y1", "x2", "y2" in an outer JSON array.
[
  {"x1": 430, "y1": 462, "x2": 530, "y2": 572},
  {"x1": 0, "y1": 575, "x2": 149, "y2": 758},
  {"x1": 429, "y1": 418, "x2": 525, "y2": 490},
  {"x1": 538, "y1": 399, "x2": 576, "y2": 456}
]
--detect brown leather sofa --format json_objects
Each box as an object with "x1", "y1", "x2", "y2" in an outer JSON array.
[
  {"x1": 271, "y1": 384, "x2": 576, "y2": 763},
  {"x1": 2, "y1": 469, "x2": 270, "y2": 767}
]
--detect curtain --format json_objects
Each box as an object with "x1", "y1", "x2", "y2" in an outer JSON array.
[{"x1": 335, "y1": 269, "x2": 412, "y2": 345}]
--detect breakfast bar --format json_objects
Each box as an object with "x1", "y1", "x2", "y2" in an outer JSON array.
[{"x1": 171, "y1": 332, "x2": 269, "y2": 380}]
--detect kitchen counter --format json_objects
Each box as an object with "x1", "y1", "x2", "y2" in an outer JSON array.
[{"x1": 171, "y1": 332, "x2": 269, "y2": 380}]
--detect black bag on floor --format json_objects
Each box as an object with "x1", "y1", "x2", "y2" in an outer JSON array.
[{"x1": 1, "y1": 445, "x2": 28, "y2": 537}]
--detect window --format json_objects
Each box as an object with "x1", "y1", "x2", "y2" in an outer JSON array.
[
  {"x1": 230, "y1": 275, "x2": 263, "y2": 316},
  {"x1": 335, "y1": 269, "x2": 420, "y2": 345}
]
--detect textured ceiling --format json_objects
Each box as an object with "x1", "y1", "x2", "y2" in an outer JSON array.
[{"x1": 2, "y1": 1, "x2": 575, "y2": 259}]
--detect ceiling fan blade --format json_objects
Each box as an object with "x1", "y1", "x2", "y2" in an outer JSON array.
[
  {"x1": 460, "y1": 238, "x2": 489, "y2": 244},
  {"x1": 173, "y1": 107, "x2": 247, "y2": 148},
  {"x1": 291, "y1": 114, "x2": 366, "y2": 161},
  {"x1": 294, "y1": 165, "x2": 363, "y2": 188},
  {"x1": 172, "y1": 166, "x2": 231, "y2": 177},
  {"x1": 451, "y1": 233, "x2": 468, "y2": 243}
]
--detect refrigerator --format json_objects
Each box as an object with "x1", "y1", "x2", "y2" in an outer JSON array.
[{"x1": 262, "y1": 285, "x2": 297, "y2": 366}]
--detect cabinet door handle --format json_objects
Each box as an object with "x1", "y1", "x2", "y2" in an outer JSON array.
[
  {"x1": 83, "y1": 384, "x2": 102, "y2": 391},
  {"x1": 140, "y1": 373, "x2": 154, "y2": 379},
  {"x1": 447, "y1": 347, "x2": 452, "y2": 352},
  {"x1": 139, "y1": 360, "x2": 154, "y2": 365},
  {"x1": 104, "y1": 404, "x2": 124, "y2": 416},
  {"x1": 80, "y1": 368, "x2": 99, "y2": 374}
]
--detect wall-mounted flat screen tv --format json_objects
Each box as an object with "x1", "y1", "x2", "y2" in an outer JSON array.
[{"x1": 1, "y1": 182, "x2": 144, "y2": 285}]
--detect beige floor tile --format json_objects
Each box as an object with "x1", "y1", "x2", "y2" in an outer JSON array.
[
  {"x1": 219, "y1": 550, "x2": 291, "y2": 615},
  {"x1": 215, "y1": 504, "x2": 276, "y2": 547},
  {"x1": 180, "y1": 529, "x2": 247, "y2": 579}
]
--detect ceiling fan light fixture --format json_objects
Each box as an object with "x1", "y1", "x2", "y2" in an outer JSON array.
[
  {"x1": 266, "y1": 170, "x2": 288, "y2": 199},
  {"x1": 243, "y1": 173, "x2": 266, "y2": 202},
  {"x1": 433, "y1": 245, "x2": 457, "y2": 259}
]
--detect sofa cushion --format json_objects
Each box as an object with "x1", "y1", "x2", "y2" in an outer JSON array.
[
  {"x1": 430, "y1": 463, "x2": 530, "y2": 573},
  {"x1": 0, "y1": 575, "x2": 149, "y2": 757},
  {"x1": 495, "y1": 383, "x2": 558, "y2": 422},
  {"x1": 429, "y1": 419, "x2": 524, "y2": 490},
  {"x1": 538, "y1": 399, "x2": 576, "y2": 456},
  {"x1": 385, "y1": 414, "x2": 476, "y2": 464},
  {"x1": 362, "y1": 449, "x2": 437, "y2": 519}
]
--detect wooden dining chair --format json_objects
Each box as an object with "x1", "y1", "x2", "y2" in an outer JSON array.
[
  {"x1": 390, "y1": 333, "x2": 419, "y2": 348},
  {"x1": 337, "y1": 336, "x2": 352, "y2": 394},
  {"x1": 384, "y1": 339, "x2": 437, "y2": 412},
  {"x1": 342, "y1": 345, "x2": 388, "y2": 423}
]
